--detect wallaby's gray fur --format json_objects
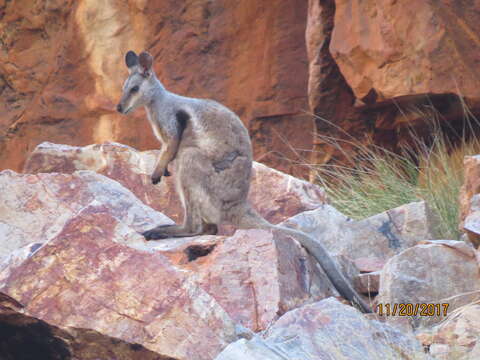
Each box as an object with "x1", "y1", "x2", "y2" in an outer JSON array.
[{"x1": 117, "y1": 50, "x2": 371, "y2": 313}]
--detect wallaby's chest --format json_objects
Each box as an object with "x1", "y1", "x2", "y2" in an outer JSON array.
[
  {"x1": 150, "y1": 120, "x2": 168, "y2": 143},
  {"x1": 146, "y1": 111, "x2": 175, "y2": 145}
]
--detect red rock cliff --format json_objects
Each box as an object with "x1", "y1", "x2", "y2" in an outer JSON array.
[
  {"x1": 0, "y1": 0, "x2": 311, "y2": 178},
  {"x1": 2, "y1": 0, "x2": 480, "y2": 177}
]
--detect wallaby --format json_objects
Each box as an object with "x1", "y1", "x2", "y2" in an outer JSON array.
[{"x1": 116, "y1": 50, "x2": 371, "y2": 313}]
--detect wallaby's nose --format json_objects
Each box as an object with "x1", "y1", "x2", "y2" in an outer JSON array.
[{"x1": 116, "y1": 104, "x2": 123, "y2": 113}]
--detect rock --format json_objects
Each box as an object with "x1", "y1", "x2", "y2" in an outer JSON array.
[
  {"x1": 24, "y1": 142, "x2": 183, "y2": 222},
  {"x1": 24, "y1": 142, "x2": 327, "y2": 225},
  {"x1": 0, "y1": 206, "x2": 237, "y2": 360},
  {"x1": 354, "y1": 271, "x2": 380, "y2": 295},
  {"x1": 429, "y1": 344, "x2": 451, "y2": 359},
  {"x1": 428, "y1": 303, "x2": 480, "y2": 360},
  {"x1": 0, "y1": 167, "x2": 336, "y2": 352},
  {"x1": 460, "y1": 155, "x2": 480, "y2": 246},
  {"x1": 330, "y1": 0, "x2": 480, "y2": 102},
  {"x1": 0, "y1": 169, "x2": 172, "y2": 262},
  {"x1": 214, "y1": 297, "x2": 428, "y2": 360},
  {"x1": 305, "y1": 0, "x2": 370, "y2": 166},
  {"x1": 377, "y1": 240, "x2": 480, "y2": 328},
  {"x1": 463, "y1": 194, "x2": 480, "y2": 248},
  {"x1": 0, "y1": 0, "x2": 313, "y2": 178},
  {"x1": 346, "y1": 200, "x2": 442, "y2": 271},
  {"x1": 283, "y1": 200, "x2": 440, "y2": 272},
  {"x1": 247, "y1": 161, "x2": 327, "y2": 224},
  {"x1": 460, "y1": 156, "x2": 480, "y2": 225},
  {"x1": 152, "y1": 229, "x2": 337, "y2": 332},
  {"x1": 0, "y1": 299, "x2": 174, "y2": 360}
]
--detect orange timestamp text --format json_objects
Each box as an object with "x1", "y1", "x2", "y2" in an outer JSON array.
[{"x1": 376, "y1": 303, "x2": 449, "y2": 317}]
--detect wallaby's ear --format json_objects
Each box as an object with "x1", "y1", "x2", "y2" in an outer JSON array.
[
  {"x1": 125, "y1": 50, "x2": 138, "y2": 68},
  {"x1": 138, "y1": 51, "x2": 153, "y2": 77}
]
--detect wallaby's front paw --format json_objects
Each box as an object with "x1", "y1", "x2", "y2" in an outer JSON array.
[
  {"x1": 151, "y1": 175, "x2": 162, "y2": 185},
  {"x1": 163, "y1": 168, "x2": 171, "y2": 177}
]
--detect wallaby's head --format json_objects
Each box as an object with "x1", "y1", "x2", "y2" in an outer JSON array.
[{"x1": 117, "y1": 50, "x2": 157, "y2": 115}]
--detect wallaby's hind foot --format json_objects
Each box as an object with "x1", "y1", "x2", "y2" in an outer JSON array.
[
  {"x1": 142, "y1": 224, "x2": 176, "y2": 240},
  {"x1": 142, "y1": 223, "x2": 218, "y2": 240},
  {"x1": 203, "y1": 223, "x2": 218, "y2": 235}
]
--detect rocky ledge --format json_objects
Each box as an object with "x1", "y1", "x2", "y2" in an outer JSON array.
[{"x1": 1, "y1": 142, "x2": 479, "y2": 359}]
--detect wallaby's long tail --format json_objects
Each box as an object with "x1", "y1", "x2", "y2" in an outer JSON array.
[{"x1": 237, "y1": 207, "x2": 372, "y2": 313}]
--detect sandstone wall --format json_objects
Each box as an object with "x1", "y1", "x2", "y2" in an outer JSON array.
[
  {"x1": 0, "y1": 0, "x2": 312, "y2": 178},
  {"x1": 2, "y1": 0, "x2": 480, "y2": 177}
]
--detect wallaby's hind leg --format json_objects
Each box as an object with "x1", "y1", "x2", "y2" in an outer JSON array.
[
  {"x1": 142, "y1": 197, "x2": 204, "y2": 240},
  {"x1": 143, "y1": 148, "x2": 220, "y2": 240}
]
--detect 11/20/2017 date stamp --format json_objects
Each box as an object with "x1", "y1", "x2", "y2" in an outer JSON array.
[{"x1": 377, "y1": 303, "x2": 449, "y2": 317}]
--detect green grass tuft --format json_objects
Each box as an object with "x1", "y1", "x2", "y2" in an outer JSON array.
[{"x1": 314, "y1": 105, "x2": 480, "y2": 240}]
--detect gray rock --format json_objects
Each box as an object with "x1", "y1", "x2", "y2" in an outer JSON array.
[
  {"x1": 283, "y1": 201, "x2": 442, "y2": 273},
  {"x1": 215, "y1": 297, "x2": 429, "y2": 360},
  {"x1": 377, "y1": 240, "x2": 480, "y2": 328}
]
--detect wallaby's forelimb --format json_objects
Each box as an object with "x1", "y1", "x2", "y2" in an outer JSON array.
[
  {"x1": 237, "y1": 207, "x2": 372, "y2": 313},
  {"x1": 151, "y1": 135, "x2": 181, "y2": 184}
]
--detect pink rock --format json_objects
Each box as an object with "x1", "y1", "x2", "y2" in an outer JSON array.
[
  {"x1": 0, "y1": 169, "x2": 171, "y2": 262},
  {"x1": 24, "y1": 142, "x2": 327, "y2": 226},
  {"x1": 0, "y1": 298, "x2": 174, "y2": 359},
  {"x1": 155, "y1": 229, "x2": 336, "y2": 332},
  {"x1": 0, "y1": 207, "x2": 237, "y2": 360},
  {"x1": 429, "y1": 303, "x2": 480, "y2": 360},
  {"x1": 0, "y1": 169, "x2": 336, "y2": 358}
]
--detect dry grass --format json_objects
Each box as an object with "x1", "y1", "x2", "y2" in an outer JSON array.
[{"x1": 313, "y1": 101, "x2": 480, "y2": 240}]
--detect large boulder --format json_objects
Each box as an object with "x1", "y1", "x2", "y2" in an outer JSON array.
[
  {"x1": 0, "y1": 205, "x2": 237, "y2": 360},
  {"x1": 24, "y1": 142, "x2": 327, "y2": 225},
  {"x1": 0, "y1": 169, "x2": 337, "y2": 358},
  {"x1": 0, "y1": 169, "x2": 171, "y2": 263},
  {"x1": 0, "y1": 293, "x2": 174, "y2": 360},
  {"x1": 460, "y1": 155, "x2": 480, "y2": 247},
  {"x1": 149, "y1": 229, "x2": 336, "y2": 332},
  {"x1": 283, "y1": 200, "x2": 440, "y2": 273},
  {"x1": 377, "y1": 240, "x2": 480, "y2": 328},
  {"x1": 330, "y1": 0, "x2": 480, "y2": 102},
  {"x1": 215, "y1": 297, "x2": 428, "y2": 360}
]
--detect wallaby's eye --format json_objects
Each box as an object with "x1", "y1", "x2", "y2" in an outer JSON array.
[{"x1": 130, "y1": 85, "x2": 139, "y2": 94}]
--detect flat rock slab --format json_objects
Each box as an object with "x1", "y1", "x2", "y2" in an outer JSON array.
[{"x1": 215, "y1": 297, "x2": 428, "y2": 360}]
